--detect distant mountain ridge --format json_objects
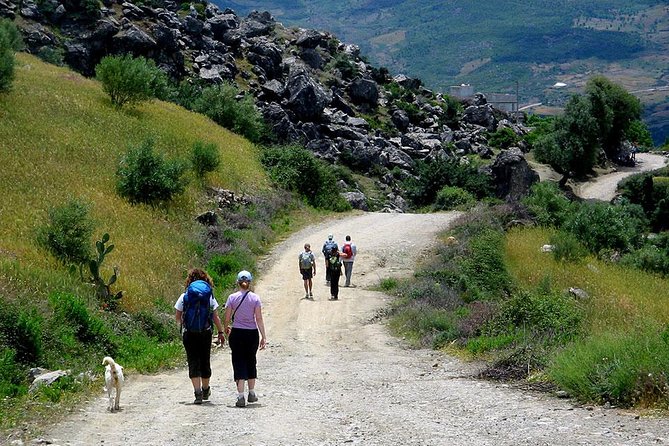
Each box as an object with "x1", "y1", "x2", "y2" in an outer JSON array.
[{"x1": 221, "y1": 0, "x2": 669, "y2": 144}]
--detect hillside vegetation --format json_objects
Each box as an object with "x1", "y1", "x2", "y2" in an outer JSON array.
[{"x1": 0, "y1": 53, "x2": 268, "y2": 309}]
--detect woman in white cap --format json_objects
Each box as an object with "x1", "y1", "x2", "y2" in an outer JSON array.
[{"x1": 224, "y1": 270, "x2": 267, "y2": 407}]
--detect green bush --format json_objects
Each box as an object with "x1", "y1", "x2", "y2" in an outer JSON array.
[
  {"x1": 49, "y1": 292, "x2": 116, "y2": 353},
  {"x1": 404, "y1": 158, "x2": 492, "y2": 207},
  {"x1": 550, "y1": 231, "x2": 588, "y2": 263},
  {"x1": 0, "y1": 348, "x2": 27, "y2": 398},
  {"x1": 36, "y1": 46, "x2": 65, "y2": 66},
  {"x1": 207, "y1": 249, "x2": 255, "y2": 291},
  {"x1": 0, "y1": 304, "x2": 43, "y2": 365},
  {"x1": 489, "y1": 287, "x2": 582, "y2": 344},
  {"x1": 564, "y1": 201, "x2": 647, "y2": 255},
  {"x1": 190, "y1": 140, "x2": 220, "y2": 179},
  {"x1": 192, "y1": 83, "x2": 265, "y2": 143},
  {"x1": 36, "y1": 198, "x2": 94, "y2": 265},
  {"x1": 522, "y1": 181, "x2": 573, "y2": 227},
  {"x1": 95, "y1": 54, "x2": 165, "y2": 108},
  {"x1": 116, "y1": 138, "x2": 189, "y2": 205},
  {"x1": 261, "y1": 144, "x2": 351, "y2": 211},
  {"x1": 459, "y1": 228, "x2": 512, "y2": 301},
  {"x1": 488, "y1": 127, "x2": 519, "y2": 150},
  {"x1": 620, "y1": 234, "x2": 669, "y2": 277},
  {"x1": 434, "y1": 186, "x2": 475, "y2": 210},
  {"x1": 549, "y1": 327, "x2": 669, "y2": 407},
  {"x1": 0, "y1": 19, "x2": 22, "y2": 93}
]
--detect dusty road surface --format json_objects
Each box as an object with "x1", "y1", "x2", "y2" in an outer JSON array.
[
  {"x1": 575, "y1": 153, "x2": 667, "y2": 201},
  {"x1": 35, "y1": 212, "x2": 669, "y2": 446}
]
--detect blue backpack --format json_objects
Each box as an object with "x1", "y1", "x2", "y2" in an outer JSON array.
[{"x1": 182, "y1": 280, "x2": 213, "y2": 332}]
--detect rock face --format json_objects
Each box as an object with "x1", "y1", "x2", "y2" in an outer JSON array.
[{"x1": 1, "y1": 0, "x2": 537, "y2": 210}]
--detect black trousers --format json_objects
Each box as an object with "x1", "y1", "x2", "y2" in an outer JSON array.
[
  {"x1": 182, "y1": 330, "x2": 212, "y2": 378},
  {"x1": 330, "y1": 268, "x2": 341, "y2": 298},
  {"x1": 228, "y1": 328, "x2": 260, "y2": 381}
]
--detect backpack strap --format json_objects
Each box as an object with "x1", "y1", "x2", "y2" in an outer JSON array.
[{"x1": 230, "y1": 290, "x2": 250, "y2": 326}]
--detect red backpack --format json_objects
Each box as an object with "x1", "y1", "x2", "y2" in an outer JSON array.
[{"x1": 342, "y1": 243, "x2": 353, "y2": 258}]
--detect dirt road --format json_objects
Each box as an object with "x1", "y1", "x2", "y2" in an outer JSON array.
[
  {"x1": 35, "y1": 211, "x2": 669, "y2": 446},
  {"x1": 575, "y1": 153, "x2": 667, "y2": 201}
]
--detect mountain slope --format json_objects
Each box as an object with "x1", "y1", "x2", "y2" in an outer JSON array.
[
  {"x1": 222, "y1": 0, "x2": 669, "y2": 143},
  {"x1": 0, "y1": 54, "x2": 268, "y2": 308}
]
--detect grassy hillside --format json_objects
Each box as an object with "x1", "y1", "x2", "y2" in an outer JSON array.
[
  {"x1": 0, "y1": 53, "x2": 269, "y2": 311},
  {"x1": 223, "y1": 0, "x2": 669, "y2": 143}
]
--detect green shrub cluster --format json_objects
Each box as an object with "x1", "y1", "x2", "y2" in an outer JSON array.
[
  {"x1": 35, "y1": 198, "x2": 95, "y2": 266},
  {"x1": 619, "y1": 167, "x2": 669, "y2": 232},
  {"x1": 488, "y1": 127, "x2": 519, "y2": 150},
  {"x1": 403, "y1": 158, "x2": 492, "y2": 207},
  {"x1": 261, "y1": 144, "x2": 351, "y2": 211},
  {"x1": 95, "y1": 54, "x2": 168, "y2": 108},
  {"x1": 522, "y1": 181, "x2": 573, "y2": 227},
  {"x1": 192, "y1": 83, "x2": 265, "y2": 143},
  {"x1": 116, "y1": 138, "x2": 189, "y2": 205},
  {"x1": 0, "y1": 19, "x2": 22, "y2": 92},
  {"x1": 190, "y1": 140, "x2": 221, "y2": 179},
  {"x1": 434, "y1": 186, "x2": 475, "y2": 210}
]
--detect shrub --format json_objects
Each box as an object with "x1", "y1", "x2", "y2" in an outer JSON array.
[
  {"x1": 116, "y1": 138, "x2": 189, "y2": 205},
  {"x1": 404, "y1": 158, "x2": 492, "y2": 207},
  {"x1": 522, "y1": 181, "x2": 573, "y2": 227},
  {"x1": 550, "y1": 231, "x2": 588, "y2": 263},
  {"x1": 49, "y1": 292, "x2": 116, "y2": 353},
  {"x1": 207, "y1": 249, "x2": 255, "y2": 290},
  {"x1": 35, "y1": 198, "x2": 94, "y2": 265},
  {"x1": 192, "y1": 83, "x2": 265, "y2": 143},
  {"x1": 190, "y1": 140, "x2": 220, "y2": 179},
  {"x1": 36, "y1": 46, "x2": 65, "y2": 66},
  {"x1": 0, "y1": 19, "x2": 22, "y2": 93},
  {"x1": 549, "y1": 327, "x2": 669, "y2": 407},
  {"x1": 0, "y1": 304, "x2": 43, "y2": 365},
  {"x1": 0, "y1": 348, "x2": 27, "y2": 398},
  {"x1": 488, "y1": 127, "x2": 519, "y2": 150},
  {"x1": 564, "y1": 201, "x2": 647, "y2": 255},
  {"x1": 489, "y1": 287, "x2": 582, "y2": 344},
  {"x1": 459, "y1": 228, "x2": 512, "y2": 302},
  {"x1": 95, "y1": 54, "x2": 165, "y2": 108},
  {"x1": 434, "y1": 186, "x2": 475, "y2": 210},
  {"x1": 261, "y1": 145, "x2": 350, "y2": 211}
]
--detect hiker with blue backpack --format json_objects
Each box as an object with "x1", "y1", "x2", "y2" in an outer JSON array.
[
  {"x1": 224, "y1": 270, "x2": 267, "y2": 407},
  {"x1": 321, "y1": 234, "x2": 338, "y2": 285},
  {"x1": 298, "y1": 243, "x2": 316, "y2": 299},
  {"x1": 174, "y1": 268, "x2": 225, "y2": 405}
]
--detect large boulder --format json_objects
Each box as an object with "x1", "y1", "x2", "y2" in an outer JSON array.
[
  {"x1": 462, "y1": 104, "x2": 496, "y2": 131},
  {"x1": 247, "y1": 39, "x2": 283, "y2": 79},
  {"x1": 349, "y1": 77, "x2": 379, "y2": 106},
  {"x1": 489, "y1": 147, "x2": 539, "y2": 201},
  {"x1": 285, "y1": 65, "x2": 331, "y2": 121}
]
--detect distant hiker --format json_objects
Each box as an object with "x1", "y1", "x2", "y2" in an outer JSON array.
[
  {"x1": 298, "y1": 243, "x2": 316, "y2": 299},
  {"x1": 224, "y1": 270, "x2": 267, "y2": 408},
  {"x1": 175, "y1": 268, "x2": 225, "y2": 405},
  {"x1": 327, "y1": 246, "x2": 343, "y2": 300},
  {"x1": 340, "y1": 235, "x2": 357, "y2": 287},
  {"x1": 321, "y1": 234, "x2": 338, "y2": 285}
]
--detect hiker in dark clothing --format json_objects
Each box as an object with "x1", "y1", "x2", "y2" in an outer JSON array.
[{"x1": 328, "y1": 246, "x2": 343, "y2": 300}]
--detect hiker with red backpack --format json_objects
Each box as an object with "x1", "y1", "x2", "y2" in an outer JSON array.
[
  {"x1": 175, "y1": 268, "x2": 225, "y2": 405},
  {"x1": 340, "y1": 235, "x2": 357, "y2": 287}
]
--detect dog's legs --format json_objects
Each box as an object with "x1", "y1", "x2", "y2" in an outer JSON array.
[
  {"x1": 115, "y1": 386, "x2": 121, "y2": 410},
  {"x1": 108, "y1": 386, "x2": 114, "y2": 411}
]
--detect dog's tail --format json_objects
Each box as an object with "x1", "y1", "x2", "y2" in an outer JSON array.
[{"x1": 102, "y1": 356, "x2": 115, "y2": 366}]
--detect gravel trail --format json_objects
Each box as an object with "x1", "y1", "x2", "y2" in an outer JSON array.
[{"x1": 36, "y1": 211, "x2": 669, "y2": 446}]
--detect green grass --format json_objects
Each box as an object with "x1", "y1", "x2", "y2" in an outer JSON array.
[{"x1": 0, "y1": 53, "x2": 269, "y2": 310}]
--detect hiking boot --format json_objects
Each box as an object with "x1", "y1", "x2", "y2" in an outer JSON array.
[
  {"x1": 247, "y1": 392, "x2": 258, "y2": 403},
  {"x1": 194, "y1": 390, "x2": 203, "y2": 405},
  {"x1": 236, "y1": 396, "x2": 246, "y2": 407},
  {"x1": 304, "y1": 293, "x2": 309, "y2": 299},
  {"x1": 202, "y1": 387, "x2": 210, "y2": 400},
  {"x1": 309, "y1": 292, "x2": 313, "y2": 298}
]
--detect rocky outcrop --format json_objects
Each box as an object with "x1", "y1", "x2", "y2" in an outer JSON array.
[{"x1": 1, "y1": 0, "x2": 535, "y2": 211}]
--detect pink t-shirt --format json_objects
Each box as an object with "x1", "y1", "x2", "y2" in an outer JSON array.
[{"x1": 225, "y1": 290, "x2": 261, "y2": 330}]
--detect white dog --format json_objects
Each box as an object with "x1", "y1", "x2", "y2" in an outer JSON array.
[{"x1": 102, "y1": 356, "x2": 124, "y2": 411}]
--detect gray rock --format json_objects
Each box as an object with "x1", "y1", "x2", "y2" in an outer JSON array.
[
  {"x1": 489, "y1": 148, "x2": 539, "y2": 201},
  {"x1": 342, "y1": 191, "x2": 369, "y2": 211},
  {"x1": 569, "y1": 287, "x2": 589, "y2": 300},
  {"x1": 349, "y1": 77, "x2": 379, "y2": 105},
  {"x1": 29, "y1": 370, "x2": 70, "y2": 393},
  {"x1": 286, "y1": 65, "x2": 331, "y2": 121}
]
